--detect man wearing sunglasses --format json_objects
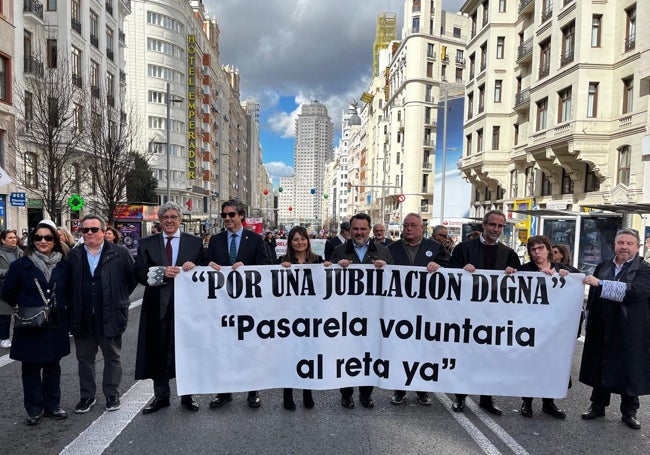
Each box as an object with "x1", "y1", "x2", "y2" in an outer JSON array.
[
  {"x1": 134, "y1": 202, "x2": 205, "y2": 414},
  {"x1": 68, "y1": 215, "x2": 137, "y2": 414},
  {"x1": 449, "y1": 209, "x2": 520, "y2": 416},
  {"x1": 206, "y1": 199, "x2": 272, "y2": 409}
]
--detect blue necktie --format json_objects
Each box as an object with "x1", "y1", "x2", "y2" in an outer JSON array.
[{"x1": 229, "y1": 234, "x2": 238, "y2": 264}]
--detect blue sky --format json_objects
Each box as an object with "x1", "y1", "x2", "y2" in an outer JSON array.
[{"x1": 205, "y1": 0, "x2": 466, "y2": 185}]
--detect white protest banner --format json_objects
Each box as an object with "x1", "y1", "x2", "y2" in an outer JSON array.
[{"x1": 175, "y1": 265, "x2": 584, "y2": 398}]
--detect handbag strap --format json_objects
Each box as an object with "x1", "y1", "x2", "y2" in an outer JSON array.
[{"x1": 33, "y1": 278, "x2": 55, "y2": 307}]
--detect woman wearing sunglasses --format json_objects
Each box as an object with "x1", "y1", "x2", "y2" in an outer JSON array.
[{"x1": 2, "y1": 220, "x2": 70, "y2": 426}]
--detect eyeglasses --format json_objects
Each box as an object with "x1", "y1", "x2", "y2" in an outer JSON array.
[
  {"x1": 402, "y1": 223, "x2": 420, "y2": 229},
  {"x1": 33, "y1": 234, "x2": 55, "y2": 242},
  {"x1": 161, "y1": 215, "x2": 179, "y2": 221},
  {"x1": 486, "y1": 222, "x2": 505, "y2": 229},
  {"x1": 220, "y1": 212, "x2": 238, "y2": 219},
  {"x1": 81, "y1": 227, "x2": 101, "y2": 234},
  {"x1": 436, "y1": 233, "x2": 448, "y2": 238}
]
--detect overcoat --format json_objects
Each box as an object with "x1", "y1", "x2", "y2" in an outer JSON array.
[
  {"x1": 133, "y1": 233, "x2": 205, "y2": 380},
  {"x1": 331, "y1": 239, "x2": 393, "y2": 265},
  {"x1": 0, "y1": 246, "x2": 23, "y2": 315},
  {"x1": 2, "y1": 255, "x2": 70, "y2": 363},
  {"x1": 449, "y1": 237, "x2": 520, "y2": 270},
  {"x1": 388, "y1": 238, "x2": 448, "y2": 267},
  {"x1": 579, "y1": 255, "x2": 650, "y2": 396}
]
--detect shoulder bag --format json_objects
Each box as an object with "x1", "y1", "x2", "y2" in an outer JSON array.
[{"x1": 13, "y1": 279, "x2": 58, "y2": 330}]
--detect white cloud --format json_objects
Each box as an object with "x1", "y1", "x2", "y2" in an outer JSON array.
[{"x1": 264, "y1": 162, "x2": 295, "y2": 178}]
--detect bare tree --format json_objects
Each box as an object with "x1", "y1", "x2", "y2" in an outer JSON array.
[{"x1": 13, "y1": 56, "x2": 85, "y2": 224}]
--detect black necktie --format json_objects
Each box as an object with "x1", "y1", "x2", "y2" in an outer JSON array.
[{"x1": 166, "y1": 236, "x2": 173, "y2": 265}]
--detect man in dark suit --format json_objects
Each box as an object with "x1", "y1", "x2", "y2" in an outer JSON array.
[
  {"x1": 134, "y1": 202, "x2": 205, "y2": 414},
  {"x1": 331, "y1": 213, "x2": 393, "y2": 409},
  {"x1": 324, "y1": 221, "x2": 351, "y2": 261},
  {"x1": 388, "y1": 213, "x2": 448, "y2": 406},
  {"x1": 449, "y1": 209, "x2": 520, "y2": 416},
  {"x1": 206, "y1": 199, "x2": 272, "y2": 409}
]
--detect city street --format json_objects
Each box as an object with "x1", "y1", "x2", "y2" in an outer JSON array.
[{"x1": 0, "y1": 286, "x2": 649, "y2": 455}]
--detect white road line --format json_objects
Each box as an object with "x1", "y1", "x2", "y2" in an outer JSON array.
[
  {"x1": 465, "y1": 399, "x2": 531, "y2": 455},
  {"x1": 435, "y1": 393, "x2": 502, "y2": 455},
  {"x1": 60, "y1": 380, "x2": 153, "y2": 455},
  {"x1": 0, "y1": 299, "x2": 142, "y2": 369}
]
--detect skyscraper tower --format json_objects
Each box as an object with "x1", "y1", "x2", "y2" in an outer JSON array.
[{"x1": 293, "y1": 101, "x2": 333, "y2": 230}]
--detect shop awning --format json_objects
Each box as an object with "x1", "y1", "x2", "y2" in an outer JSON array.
[{"x1": 579, "y1": 203, "x2": 650, "y2": 215}]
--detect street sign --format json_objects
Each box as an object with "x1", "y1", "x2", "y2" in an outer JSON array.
[{"x1": 10, "y1": 192, "x2": 27, "y2": 206}]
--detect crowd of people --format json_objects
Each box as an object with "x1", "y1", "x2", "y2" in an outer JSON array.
[{"x1": 1, "y1": 202, "x2": 649, "y2": 432}]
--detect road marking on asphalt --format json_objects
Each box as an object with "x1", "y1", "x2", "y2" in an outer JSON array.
[
  {"x1": 0, "y1": 299, "x2": 143, "y2": 368},
  {"x1": 435, "y1": 393, "x2": 502, "y2": 455},
  {"x1": 465, "y1": 398, "x2": 531, "y2": 455},
  {"x1": 60, "y1": 380, "x2": 152, "y2": 455}
]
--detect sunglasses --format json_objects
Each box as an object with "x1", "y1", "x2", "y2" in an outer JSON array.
[
  {"x1": 81, "y1": 227, "x2": 102, "y2": 234},
  {"x1": 220, "y1": 212, "x2": 238, "y2": 219},
  {"x1": 34, "y1": 234, "x2": 55, "y2": 242}
]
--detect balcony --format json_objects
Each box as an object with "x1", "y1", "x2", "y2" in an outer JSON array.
[
  {"x1": 106, "y1": 1, "x2": 113, "y2": 16},
  {"x1": 91, "y1": 85, "x2": 100, "y2": 98},
  {"x1": 107, "y1": 95, "x2": 115, "y2": 107},
  {"x1": 560, "y1": 50, "x2": 574, "y2": 66},
  {"x1": 23, "y1": 0, "x2": 44, "y2": 20},
  {"x1": 456, "y1": 57, "x2": 466, "y2": 66},
  {"x1": 519, "y1": 0, "x2": 534, "y2": 14},
  {"x1": 514, "y1": 89, "x2": 530, "y2": 109},
  {"x1": 119, "y1": 70, "x2": 126, "y2": 83},
  {"x1": 423, "y1": 139, "x2": 435, "y2": 148},
  {"x1": 517, "y1": 38, "x2": 533, "y2": 62},
  {"x1": 538, "y1": 65, "x2": 550, "y2": 79},
  {"x1": 71, "y1": 18, "x2": 81, "y2": 35},
  {"x1": 625, "y1": 34, "x2": 636, "y2": 52},
  {"x1": 541, "y1": 7, "x2": 553, "y2": 24},
  {"x1": 72, "y1": 74, "x2": 83, "y2": 88},
  {"x1": 422, "y1": 161, "x2": 432, "y2": 170},
  {"x1": 106, "y1": 48, "x2": 114, "y2": 61},
  {"x1": 24, "y1": 56, "x2": 44, "y2": 76},
  {"x1": 427, "y1": 50, "x2": 436, "y2": 60},
  {"x1": 119, "y1": 29, "x2": 126, "y2": 44},
  {"x1": 90, "y1": 34, "x2": 99, "y2": 49}
]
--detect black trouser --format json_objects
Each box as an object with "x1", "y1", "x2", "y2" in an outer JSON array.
[
  {"x1": 590, "y1": 386, "x2": 639, "y2": 416},
  {"x1": 455, "y1": 394, "x2": 494, "y2": 405},
  {"x1": 340, "y1": 386, "x2": 373, "y2": 399},
  {"x1": 22, "y1": 360, "x2": 61, "y2": 416},
  {"x1": 153, "y1": 306, "x2": 175, "y2": 400},
  {"x1": 0, "y1": 314, "x2": 11, "y2": 339}
]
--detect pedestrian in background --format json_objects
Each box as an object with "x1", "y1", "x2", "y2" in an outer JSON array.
[
  {"x1": 0, "y1": 229, "x2": 23, "y2": 348},
  {"x1": 324, "y1": 221, "x2": 351, "y2": 261},
  {"x1": 104, "y1": 226, "x2": 121, "y2": 244},
  {"x1": 68, "y1": 215, "x2": 137, "y2": 414},
  {"x1": 372, "y1": 223, "x2": 393, "y2": 247},
  {"x1": 432, "y1": 225, "x2": 452, "y2": 263},
  {"x1": 2, "y1": 220, "x2": 70, "y2": 426}
]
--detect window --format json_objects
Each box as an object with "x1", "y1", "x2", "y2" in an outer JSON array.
[
  {"x1": 478, "y1": 85, "x2": 485, "y2": 113},
  {"x1": 541, "y1": 172, "x2": 552, "y2": 196},
  {"x1": 625, "y1": 6, "x2": 636, "y2": 51},
  {"x1": 412, "y1": 16, "x2": 420, "y2": 33},
  {"x1": 74, "y1": 103, "x2": 83, "y2": 133},
  {"x1": 480, "y1": 42, "x2": 487, "y2": 71},
  {"x1": 453, "y1": 27, "x2": 461, "y2": 38},
  {"x1": 494, "y1": 80, "x2": 502, "y2": 102},
  {"x1": 71, "y1": 46, "x2": 82, "y2": 87},
  {"x1": 482, "y1": 1, "x2": 489, "y2": 26},
  {"x1": 25, "y1": 152, "x2": 38, "y2": 188},
  {"x1": 524, "y1": 166, "x2": 534, "y2": 197},
  {"x1": 71, "y1": 163, "x2": 81, "y2": 193},
  {"x1": 558, "y1": 86, "x2": 572, "y2": 123},
  {"x1": 106, "y1": 73, "x2": 115, "y2": 106},
  {"x1": 24, "y1": 91, "x2": 33, "y2": 128},
  {"x1": 441, "y1": 64, "x2": 446, "y2": 80},
  {"x1": 622, "y1": 77, "x2": 633, "y2": 114},
  {"x1": 510, "y1": 169, "x2": 518, "y2": 198},
  {"x1": 498, "y1": 0, "x2": 506, "y2": 13},
  {"x1": 561, "y1": 22, "x2": 575, "y2": 65},
  {"x1": 492, "y1": 126, "x2": 500, "y2": 150},
  {"x1": 561, "y1": 168, "x2": 574, "y2": 194},
  {"x1": 467, "y1": 93, "x2": 473, "y2": 119},
  {"x1": 591, "y1": 15, "x2": 601, "y2": 47},
  {"x1": 107, "y1": 27, "x2": 114, "y2": 54},
  {"x1": 90, "y1": 10, "x2": 99, "y2": 47},
  {"x1": 469, "y1": 54, "x2": 475, "y2": 79},
  {"x1": 412, "y1": 0, "x2": 421, "y2": 12},
  {"x1": 617, "y1": 146, "x2": 631, "y2": 185},
  {"x1": 539, "y1": 39, "x2": 551, "y2": 78},
  {"x1": 455, "y1": 67, "x2": 463, "y2": 83},
  {"x1": 426, "y1": 62, "x2": 433, "y2": 78},
  {"x1": 536, "y1": 98, "x2": 548, "y2": 131},
  {"x1": 47, "y1": 0, "x2": 57, "y2": 10},
  {"x1": 514, "y1": 123, "x2": 519, "y2": 146},
  {"x1": 477, "y1": 128, "x2": 484, "y2": 153},
  {"x1": 587, "y1": 82, "x2": 598, "y2": 118},
  {"x1": 584, "y1": 164, "x2": 600, "y2": 192},
  {"x1": 466, "y1": 134, "x2": 473, "y2": 156},
  {"x1": 0, "y1": 55, "x2": 9, "y2": 102},
  {"x1": 496, "y1": 37, "x2": 504, "y2": 59},
  {"x1": 47, "y1": 39, "x2": 57, "y2": 68},
  {"x1": 427, "y1": 43, "x2": 434, "y2": 58},
  {"x1": 542, "y1": 0, "x2": 552, "y2": 22}
]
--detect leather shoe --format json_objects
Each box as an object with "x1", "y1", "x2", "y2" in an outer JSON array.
[
  {"x1": 479, "y1": 400, "x2": 502, "y2": 416},
  {"x1": 341, "y1": 396, "x2": 354, "y2": 409},
  {"x1": 581, "y1": 405, "x2": 605, "y2": 420},
  {"x1": 247, "y1": 391, "x2": 261, "y2": 408},
  {"x1": 622, "y1": 414, "x2": 641, "y2": 430},
  {"x1": 359, "y1": 395, "x2": 374, "y2": 409},
  {"x1": 142, "y1": 397, "x2": 170, "y2": 414},
  {"x1": 180, "y1": 395, "x2": 199, "y2": 411},
  {"x1": 451, "y1": 397, "x2": 465, "y2": 412},
  {"x1": 25, "y1": 414, "x2": 41, "y2": 426},
  {"x1": 521, "y1": 401, "x2": 533, "y2": 418},
  {"x1": 43, "y1": 408, "x2": 68, "y2": 420},
  {"x1": 542, "y1": 402, "x2": 566, "y2": 419},
  {"x1": 209, "y1": 393, "x2": 232, "y2": 408}
]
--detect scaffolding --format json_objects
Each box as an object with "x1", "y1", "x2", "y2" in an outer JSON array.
[{"x1": 373, "y1": 12, "x2": 397, "y2": 77}]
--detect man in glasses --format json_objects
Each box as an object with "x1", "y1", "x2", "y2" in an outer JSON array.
[
  {"x1": 449, "y1": 209, "x2": 520, "y2": 416},
  {"x1": 388, "y1": 213, "x2": 447, "y2": 406},
  {"x1": 433, "y1": 224, "x2": 452, "y2": 262},
  {"x1": 580, "y1": 228, "x2": 650, "y2": 430},
  {"x1": 206, "y1": 199, "x2": 271, "y2": 409},
  {"x1": 134, "y1": 202, "x2": 205, "y2": 414},
  {"x1": 68, "y1": 215, "x2": 137, "y2": 414}
]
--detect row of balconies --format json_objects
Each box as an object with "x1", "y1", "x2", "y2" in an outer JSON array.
[{"x1": 24, "y1": 0, "x2": 43, "y2": 19}]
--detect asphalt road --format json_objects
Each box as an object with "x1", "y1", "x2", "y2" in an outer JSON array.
[{"x1": 1, "y1": 285, "x2": 649, "y2": 455}]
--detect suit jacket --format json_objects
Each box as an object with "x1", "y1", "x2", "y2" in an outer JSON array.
[
  {"x1": 388, "y1": 238, "x2": 448, "y2": 267},
  {"x1": 324, "y1": 236, "x2": 343, "y2": 262},
  {"x1": 207, "y1": 229, "x2": 271, "y2": 266},
  {"x1": 449, "y1": 237, "x2": 520, "y2": 270},
  {"x1": 133, "y1": 232, "x2": 205, "y2": 380},
  {"x1": 331, "y1": 239, "x2": 393, "y2": 265}
]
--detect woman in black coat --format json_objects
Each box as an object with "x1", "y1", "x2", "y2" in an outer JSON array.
[
  {"x1": 2, "y1": 221, "x2": 70, "y2": 426},
  {"x1": 505, "y1": 235, "x2": 572, "y2": 420},
  {"x1": 277, "y1": 226, "x2": 325, "y2": 410}
]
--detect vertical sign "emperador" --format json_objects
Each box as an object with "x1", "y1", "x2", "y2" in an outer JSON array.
[{"x1": 187, "y1": 35, "x2": 197, "y2": 180}]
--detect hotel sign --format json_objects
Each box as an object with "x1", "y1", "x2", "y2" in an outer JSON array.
[{"x1": 187, "y1": 35, "x2": 197, "y2": 181}]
